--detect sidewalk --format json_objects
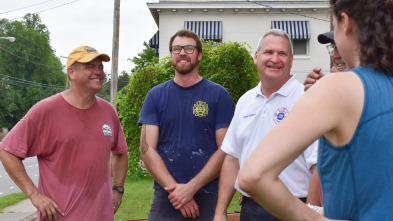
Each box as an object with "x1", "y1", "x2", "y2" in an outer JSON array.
[{"x1": 0, "y1": 198, "x2": 37, "y2": 221}]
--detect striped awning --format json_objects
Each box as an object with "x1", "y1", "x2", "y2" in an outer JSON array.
[
  {"x1": 184, "y1": 21, "x2": 222, "y2": 40},
  {"x1": 271, "y1": 21, "x2": 310, "y2": 39},
  {"x1": 149, "y1": 30, "x2": 159, "y2": 47}
]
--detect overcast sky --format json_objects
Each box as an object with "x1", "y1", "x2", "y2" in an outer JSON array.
[{"x1": 1, "y1": 0, "x2": 159, "y2": 75}]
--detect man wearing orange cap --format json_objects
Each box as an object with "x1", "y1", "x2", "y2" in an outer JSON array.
[{"x1": 0, "y1": 46, "x2": 128, "y2": 221}]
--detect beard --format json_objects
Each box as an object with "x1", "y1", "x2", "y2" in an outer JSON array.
[
  {"x1": 172, "y1": 55, "x2": 198, "y2": 75},
  {"x1": 333, "y1": 57, "x2": 349, "y2": 72}
]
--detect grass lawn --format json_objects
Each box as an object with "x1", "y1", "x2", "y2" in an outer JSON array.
[
  {"x1": 0, "y1": 192, "x2": 28, "y2": 212},
  {"x1": 115, "y1": 176, "x2": 241, "y2": 220},
  {"x1": 0, "y1": 177, "x2": 241, "y2": 219}
]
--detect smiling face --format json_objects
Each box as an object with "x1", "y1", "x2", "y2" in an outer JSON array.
[
  {"x1": 68, "y1": 57, "x2": 105, "y2": 93},
  {"x1": 254, "y1": 34, "x2": 293, "y2": 83},
  {"x1": 171, "y1": 36, "x2": 202, "y2": 76},
  {"x1": 330, "y1": 42, "x2": 349, "y2": 72}
]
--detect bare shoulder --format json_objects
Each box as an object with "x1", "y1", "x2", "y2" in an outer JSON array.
[
  {"x1": 304, "y1": 71, "x2": 364, "y2": 145},
  {"x1": 307, "y1": 71, "x2": 363, "y2": 101}
]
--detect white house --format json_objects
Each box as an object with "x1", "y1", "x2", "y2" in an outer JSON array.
[{"x1": 147, "y1": 0, "x2": 331, "y2": 82}]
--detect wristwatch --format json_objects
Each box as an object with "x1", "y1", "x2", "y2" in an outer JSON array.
[{"x1": 112, "y1": 186, "x2": 124, "y2": 194}]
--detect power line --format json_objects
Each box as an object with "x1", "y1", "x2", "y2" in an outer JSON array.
[
  {"x1": 9, "y1": 0, "x2": 80, "y2": 21},
  {"x1": 0, "y1": 0, "x2": 57, "y2": 15},
  {"x1": 0, "y1": 73, "x2": 65, "y2": 89},
  {"x1": 0, "y1": 75, "x2": 109, "y2": 100},
  {"x1": 0, "y1": 77, "x2": 64, "y2": 91},
  {"x1": 0, "y1": 43, "x2": 58, "y2": 64},
  {"x1": 0, "y1": 45, "x2": 60, "y2": 68}
]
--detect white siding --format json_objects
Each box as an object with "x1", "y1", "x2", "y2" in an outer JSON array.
[{"x1": 149, "y1": 1, "x2": 331, "y2": 83}]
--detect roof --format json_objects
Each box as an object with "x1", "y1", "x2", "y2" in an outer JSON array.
[{"x1": 146, "y1": 0, "x2": 330, "y2": 25}]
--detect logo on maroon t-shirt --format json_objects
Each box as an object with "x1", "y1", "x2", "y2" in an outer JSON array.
[{"x1": 102, "y1": 124, "x2": 112, "y2": 136}]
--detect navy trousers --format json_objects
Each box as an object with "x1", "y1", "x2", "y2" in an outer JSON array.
[{"x1": 147, "y1": 189, "x2": 218, "y2": 221}]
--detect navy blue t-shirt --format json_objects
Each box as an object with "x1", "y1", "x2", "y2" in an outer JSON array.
[{"x1": 139, "y1": 78, "x2": 235, "y2": 193}]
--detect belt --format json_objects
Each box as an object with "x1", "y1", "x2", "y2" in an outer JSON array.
[{"x1": 242, "y1": 196, "x2": 307, "y2": 204}]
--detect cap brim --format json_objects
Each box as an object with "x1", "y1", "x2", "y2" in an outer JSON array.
[
  {"x1": 317, "y1": 31, "x2": 334, "y2": 44},
  {"x1": 78, "y1": 53, "x2": 110, "y2": 63}
]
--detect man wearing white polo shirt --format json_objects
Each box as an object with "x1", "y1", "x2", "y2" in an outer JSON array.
[{"x1": 213, "y1": 29, "x2": 320, "y2": 221}]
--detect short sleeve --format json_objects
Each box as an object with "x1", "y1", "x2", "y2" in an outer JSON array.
[
  {"x1": 221, "y1": 116, "x2": 240, "y2": 158},
  {"x1": 111, "y1": 116, "x2": 128, "y2": 154},
  {"x1": 138, "y1": 90, "x2": 160, "y2": 126},
  {"x1": 220, "y1": 94, "x2": 247, "y2": 159},
  {"x1": 303, "y1": 140, "x2": 318, "y2": 169},
  {"x1": 215, "y1": 90, "x2": 235, "y2": 130},
  {"x1": 0, "y1": 114, "x2": 39, "y2": 159}
]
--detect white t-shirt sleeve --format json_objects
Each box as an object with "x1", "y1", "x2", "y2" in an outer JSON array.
[{"x1": 303, "y1": 139, "x2": 318, "y2": 169}]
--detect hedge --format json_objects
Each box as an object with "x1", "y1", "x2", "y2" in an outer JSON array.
[{"x1": 117, "y1": 41, "x2": 259, "y2": 178}]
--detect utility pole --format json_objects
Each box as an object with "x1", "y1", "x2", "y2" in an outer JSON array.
[
  {"x1": 110, "y1": 0, "x2": 120, "y2": 176},
  {"x1": 110, "y1": 0, "x2": 120, "y2": 106}
]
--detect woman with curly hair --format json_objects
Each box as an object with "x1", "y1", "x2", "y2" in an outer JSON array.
[{"x1": 238, "y1": 0, "x2": 393, "y2": 220}]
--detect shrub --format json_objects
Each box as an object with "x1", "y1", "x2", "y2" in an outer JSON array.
[{"x1": 117, "y1": 41, "x2": 259, "y2": 178}]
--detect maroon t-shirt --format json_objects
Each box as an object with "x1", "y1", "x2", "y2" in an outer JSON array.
[{"x1": 0, "y1": 94, "x2": 127, "y2": 221}]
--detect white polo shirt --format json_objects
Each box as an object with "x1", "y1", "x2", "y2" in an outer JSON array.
[{"x1": 221, "y1": 76, "x2": 318, "y2": 198}]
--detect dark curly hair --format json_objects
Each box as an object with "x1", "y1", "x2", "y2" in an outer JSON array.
[
  {"x1": 169, "y1": 29, "x2": 202, "y2": 54},
  {"x1": 330, "y1": 0, "x2": 393, "y2": 74}
]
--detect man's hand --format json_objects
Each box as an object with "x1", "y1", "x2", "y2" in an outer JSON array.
[
  {"x1": 179, "y1": 199, "x2": 200, "y2": 219},
  {"x1": 304, "y1": 67, "x2": 325, "y2": 91},
  {"x1": 165, "y1": 183, "x2": 197, "y2": 209},
  {"x1": 30, "y1": 191, "x2": 64, "y2": 221},
  {"x1": 113, "y1": 191, "x2": 123, "y2": 214}
]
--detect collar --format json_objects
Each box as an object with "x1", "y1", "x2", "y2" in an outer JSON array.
[{"x1": 254, "y1": 75, "x2": 297, "y2": 98}]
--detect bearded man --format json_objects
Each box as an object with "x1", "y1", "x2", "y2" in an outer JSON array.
[{"x1": 138, "y1": 29, "x2": 235, "y2": 221}]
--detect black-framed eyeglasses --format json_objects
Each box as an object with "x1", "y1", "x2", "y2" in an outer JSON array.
[
  {"x1": 171, "y1": 45, "x2": 197, "y2": 54},
  {"x1": 326, "y1": 43, "x2": 337, "y2": 56}
]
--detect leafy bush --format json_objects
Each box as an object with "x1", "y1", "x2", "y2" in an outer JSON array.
[{"x1": 117, "y1": 41, "x2": 259, "y2": 178}]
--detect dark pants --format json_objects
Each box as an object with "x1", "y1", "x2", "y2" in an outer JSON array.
[
  {"x1": 147, "y1": 189, "x2": 218, "y2": 221},
  {"x1": 240, "y1": 196, "x2": 282, "y2": 221},
  {"x1": 240, "y1": 196, "x2": 307, "y2": 221}
]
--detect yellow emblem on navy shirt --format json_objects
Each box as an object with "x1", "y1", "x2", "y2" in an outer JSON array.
[{"x1": 193, "y1": 101, "x2": 209, "y2": 117}]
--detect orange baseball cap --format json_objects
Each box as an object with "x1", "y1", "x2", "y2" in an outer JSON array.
[{"x1": 67, "y1": 46, "x2": 110, "y2": 68}]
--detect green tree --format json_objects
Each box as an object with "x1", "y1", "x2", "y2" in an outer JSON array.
[
  {"x1": 99, "y1": 71, "x2": 130, "y2": 102},
  {"x1": 117, "y1": 40, "x2": 259, "y2": 178},
  {"x1": 97, "y1": 73, "x2": 111, "y2": 102},
  {"x1": 118, "y1": 71, "x2": 130, "y2": 91},
  {"x1": 0, "y1": 14, "x2": 66, "y2": 129},
  {"x1": 129, "y1": 41, "x2": 158, "y2": 73}
]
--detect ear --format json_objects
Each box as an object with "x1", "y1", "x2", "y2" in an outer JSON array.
[
  {"x1": 67, "y1": 67, "x2": 76, "y2": 80},
  {"x1": 340, "y1": 12, "x2": 353, "y2": 35},
  {"x1": 253, "y1": 51, "x2": 258, "y2": 65},
  {"x1": 198, "y1": 51, "x2": 202, "y2": 62}
]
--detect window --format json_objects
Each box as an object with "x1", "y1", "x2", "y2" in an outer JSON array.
[
  {"x1": 148, "y1": 30, "x2": 159, "y2": 56},
  {"x1": 184, "y1": 21, "x2": 222, "y2": 42},
  {"x1": 271, "y1": 21, "x2": 310, "y2": 56},
  {"x1": 292, "y1": 39, "x2": 308, "y2": 55}
]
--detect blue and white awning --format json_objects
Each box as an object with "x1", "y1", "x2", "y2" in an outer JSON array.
[
  {"x1": 184, "y1": 21, "x2": 222, "y2": 40},
  {"x1": 149, "y1": 30, "x2": 159, "y2": 47},
  {"x1": 271, "y1": 21, "x2": 310, "y2": 39}
]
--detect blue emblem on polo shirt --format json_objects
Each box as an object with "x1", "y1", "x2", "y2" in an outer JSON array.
[{"x1": 273, "y1": 107, "x2": 289, "y2": 124}]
